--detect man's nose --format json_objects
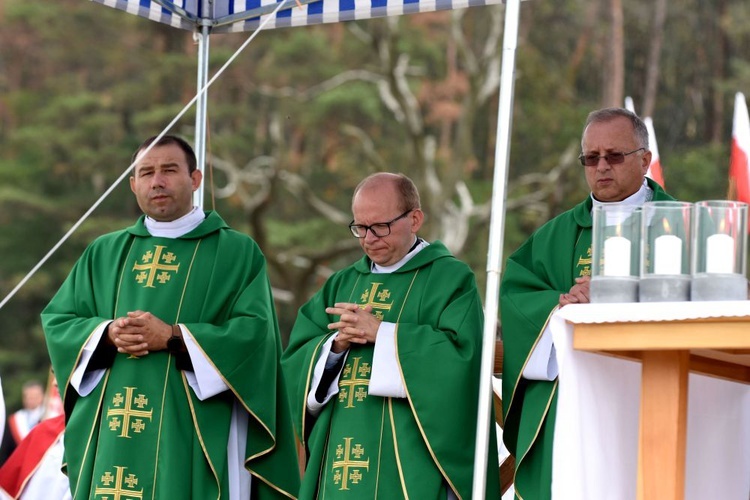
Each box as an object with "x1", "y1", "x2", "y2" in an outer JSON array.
[
  {"x1": 595, "y1": 157, "x2": 612, "y2": 170},
  {"x1": 364, "y1": 228, "x2": 381, "y2": 242},
  {"x1": 150, "y1": 172, "x2": 167, "y2": 188}
]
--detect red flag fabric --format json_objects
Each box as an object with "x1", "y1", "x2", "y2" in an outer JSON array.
[
  {"x1": 624, "y1": 97, "x2": 665, "y2": 188},
  {"x1": 729, "y1": 92, "x2": 750, "y2": 203},
  {"x1": 0, "y1": 415, "x2": 65, "y2": 498},
  {"x1": 644, "y1": 117, "x2": 665, "y2": 188}
]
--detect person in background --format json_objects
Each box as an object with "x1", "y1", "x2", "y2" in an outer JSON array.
[
  {"x1": 0, "y1": 381, "x2": 44, "y2": 465},
  {"x1": 0, "y1": 381, "x2": 69, "y2": 500},
  {"x1": 41, "y1": 135, "x2": 299, "y2": 499},
  {"x1": 282, "y1": 172, "x2": 500, "y2": 499},
  {"x1": 499, "y1": 107, "x2": 675, "y2": 499}
]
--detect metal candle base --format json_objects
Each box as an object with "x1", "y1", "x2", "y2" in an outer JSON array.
[
  {"x1": 691, "y1": 273, "x2": 749, "y2": 301},
  {"x1": 590, "y1": 276, "x2": 639, "y2": 303},
  {"x1": 639, "y1": 275, "x2": 691, "y2": 302}
]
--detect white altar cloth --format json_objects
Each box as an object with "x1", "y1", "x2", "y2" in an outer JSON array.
[{"x1": 548, "y1": 302, "x2": 750, "y2": 500}]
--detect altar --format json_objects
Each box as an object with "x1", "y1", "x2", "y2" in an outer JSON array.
[{"x1": 548, "y1": 301, "x2": 750, "y2": 500}]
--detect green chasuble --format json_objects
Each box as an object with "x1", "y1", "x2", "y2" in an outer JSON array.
[
  {"x1": 499, "y1": 179, "x2": 673, "y2": 500},
  {"x1": 282, "y1": 241, "x2": 500, "y2": 500},
  {"x1": 42, "y1": 211, "x2": 300, "y2": 500}
]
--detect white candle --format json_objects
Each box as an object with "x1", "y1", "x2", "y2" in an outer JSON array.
[
  {"x1": 653, "y1": 234, "x2": 682, "y2": 275},
  {"x1": 603, "y1": 236, "x2": 631, "y2": 277},
  {"x1": 705, "y1": 233, "x2": 735, "y2": 274}
]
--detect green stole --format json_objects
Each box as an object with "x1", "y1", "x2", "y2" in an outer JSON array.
[
  {"x1": 317, "y1": 273, "x2": 446, "y2": 499},
  {"x1": 77, "y1": 237, "x2": 226, "y2": 499}
]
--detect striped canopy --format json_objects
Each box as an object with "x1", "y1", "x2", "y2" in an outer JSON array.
[{"x1": 92, "y1": 0, "x2": 504, "y2": 32}]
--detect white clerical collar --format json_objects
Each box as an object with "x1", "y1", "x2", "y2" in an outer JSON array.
[
  {"x1": 590, "y1": 178, "x2": 653, "y2": 211},
  {"x1": 372, "y1": 238, "x2": 429, "y2": 274},
  {"x1": 145, "y1": 207, "x2": 206, "y2": 238}
]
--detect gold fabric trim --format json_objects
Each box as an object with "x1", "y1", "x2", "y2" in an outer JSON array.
[
  {"x1": 182, "y1": 371, "x2": 221, "y2": 500},
  {"x1": 374, "y1": 398, "x2": 386, "y2": 497},
  {"x1": 150, "y1": 352, "x2": 179, "y2": 499},
  {"x1": 389, "y1": 398, "x2": 410, "y2": 499},
  {"x1": 512, "y1": 378, "x2": 558, "y2": 500},
  {"x1": 174, "y1": 241, "x2": 200, "y2": 323},
  {"x1": 72, "y1": 370, "x2": 111, "y2": 497},
  {"x1": 301, "y1": 334, "x2": 334, "y2": 447},
  {"x1": 504, "y1": 304, "x2": 559, "y2": 422},
  {"x1": 393, "y1": 271, "x2": 463, "y2": 498}
]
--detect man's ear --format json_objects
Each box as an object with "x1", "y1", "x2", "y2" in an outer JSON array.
[
  {"x1": 411, "y1": 209, "x2": 425, "y2": 232},
  {"x1": 641, "y1": 150, "x2": 653, "y2": 174},
  {"x1": 191, "y1": 169, "x2": 203, "y2": 191}
]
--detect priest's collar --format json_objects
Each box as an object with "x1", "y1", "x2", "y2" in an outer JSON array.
[
  {"x1": 590, "y1": 178, "x2": 653, "y2": 212},
  {"x1": 372, "y1": 238, "x2": 429, "y2": 274},
  {"x1": 145, "y1": 207, "x2": 206, "y2": 238}
]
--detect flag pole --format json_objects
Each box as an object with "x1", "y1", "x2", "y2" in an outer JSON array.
[{"x1": 472, "y1": 0, "x2": 520, "y2": 496}]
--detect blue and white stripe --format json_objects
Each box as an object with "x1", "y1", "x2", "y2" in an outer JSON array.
[{"x1": 91, "y1": 0, "x2": 504, "y2": 32}]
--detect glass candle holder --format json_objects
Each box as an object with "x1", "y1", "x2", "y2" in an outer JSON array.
[
  {"x1": 639, "y1": 201, "x2": 693, "y2": 302},
  {"x1": 691, "y1": 200, "x2": 749, "y2": 301},
  {"x1": 590, "y1": 205, "x2": 641, "y2": 303}
]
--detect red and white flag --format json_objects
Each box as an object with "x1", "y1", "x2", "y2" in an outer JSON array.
[
  {"x1": 729, "y1": 92, "x2": 750, "y2": 203},
  {"x1": 643, "y1": 117, "x2": 665, "y2": 188},
  {"x1": 624, "y1": 97, "x2": 665, "y2": 188}
]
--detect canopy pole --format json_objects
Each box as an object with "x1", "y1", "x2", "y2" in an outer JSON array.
[
  {"x1": 472, "y1": 0, "x2": 520, "y2": 497},
  {"x1": 194, "y1": 19, "x2": 210, "y2": 210}
]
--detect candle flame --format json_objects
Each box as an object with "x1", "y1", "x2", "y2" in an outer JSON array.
[{"x1": 662, "y1": 218, "x2": 671, "y2": 233}]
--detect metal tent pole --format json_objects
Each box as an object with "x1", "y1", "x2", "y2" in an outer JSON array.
[
  {"x1": 472, "y1": 0, "x2": 520, "y2": 496},
  {"x1": 193, "y1": 16, "x2": 210, "y2": 210}
]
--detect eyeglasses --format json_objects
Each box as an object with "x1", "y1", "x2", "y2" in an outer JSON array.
[
  {"x1": 349, "y1": 209, "x2": 413, "y2": 238},
  {"x1": 578, "y1": 148, "x2": 645, "y2": 167}
]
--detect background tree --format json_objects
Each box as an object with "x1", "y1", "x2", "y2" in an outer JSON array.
[{"x1": 0, "y1": 0, "x2": 749, "y2": 408}]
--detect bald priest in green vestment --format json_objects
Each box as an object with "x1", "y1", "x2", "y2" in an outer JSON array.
[
  {"x1": 282, "y1": 172, "x2": 500, "y2": 499},
  {"x1": 500, "y1": 108, "x2": 675, "y2": 499},
  {"x1": 42, "y1": 135, "x2": 300, "y2": 499}
]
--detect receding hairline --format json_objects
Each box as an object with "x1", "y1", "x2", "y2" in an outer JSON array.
[
  {"x1": 582, "y1": 107, "x2": 650, "y2": 150},
  {"x1": 352, "y1": 173, "x2": 421, "y2": 212}
]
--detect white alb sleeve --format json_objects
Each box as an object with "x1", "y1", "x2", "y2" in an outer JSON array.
[
  {"x1": 182, "y1": 325, "x2": 229, "y2": 400},
  {"x1": 307, "y1": 336, "x2": 348, "y2": 416},
  {"x1": 368, "y1": 322, "x2": 406, "y2": 398},
  {"x1": 70, "y1": 321, "x2": 111, "y2": 396}
]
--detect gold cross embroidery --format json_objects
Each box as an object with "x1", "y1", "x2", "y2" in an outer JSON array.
[
  {"x1": 578, "y1": 246, "x2": 592, "y2": 276},
  {"x1": 107, "y1": 387, "x2": 153, "y2": 438},
  {"x1": 332, "y1": 437, "x2": 369, "y2": 491},
  {"x1": 358, "y1": 283, "x2": 393, "y2": 320},
  {"x1": 95, "y1": 466, "x2": 143, "y2": 500},
  {"x1": 338, "y1": 357, "x2": 370, "y2": 408},
  {"x1": 132, "y1": 245, "x2": 180, "y2": 288}
]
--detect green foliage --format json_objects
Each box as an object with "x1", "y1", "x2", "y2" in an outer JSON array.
[
  {"x1": 1, "y1": 0, "x2": 749, "y2": 392},
  {"x1": 663, "y1": 144, "x2": 731, "y2": 202}
]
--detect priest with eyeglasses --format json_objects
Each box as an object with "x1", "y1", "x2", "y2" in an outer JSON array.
[
  {"x1": 282, "y1": 172, "x2": 500, "y2": 499},
  {"x1": 499, "y1": 107, "x2": 674, "y2": 500}
]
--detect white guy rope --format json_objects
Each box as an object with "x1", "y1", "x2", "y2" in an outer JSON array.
[{"x1": 0, "y1": 2, "x2": 286, "y2": 311}]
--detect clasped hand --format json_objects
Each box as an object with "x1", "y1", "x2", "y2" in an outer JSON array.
[
  {"x1": 326, "y1": 302, "x2": 381, "y2": 353},
  {"x1": 108, "y1": 310, "x2": 171, "y2": 357},
  {"x1": 559, "y1": 275, "x2": 591, "y2": 306}
]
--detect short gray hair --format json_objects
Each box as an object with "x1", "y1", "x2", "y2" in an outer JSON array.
[{"x1": 582, "y1": 107, "x2": 649, "y2": 150}]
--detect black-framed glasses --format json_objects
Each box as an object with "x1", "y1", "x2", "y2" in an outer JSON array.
[
  {"x1": 349, "y1": 209, "x2": 413, "y2": 238},
  {"x1": 578, "y1": 148, "x2": 645, "y2": 167}
]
